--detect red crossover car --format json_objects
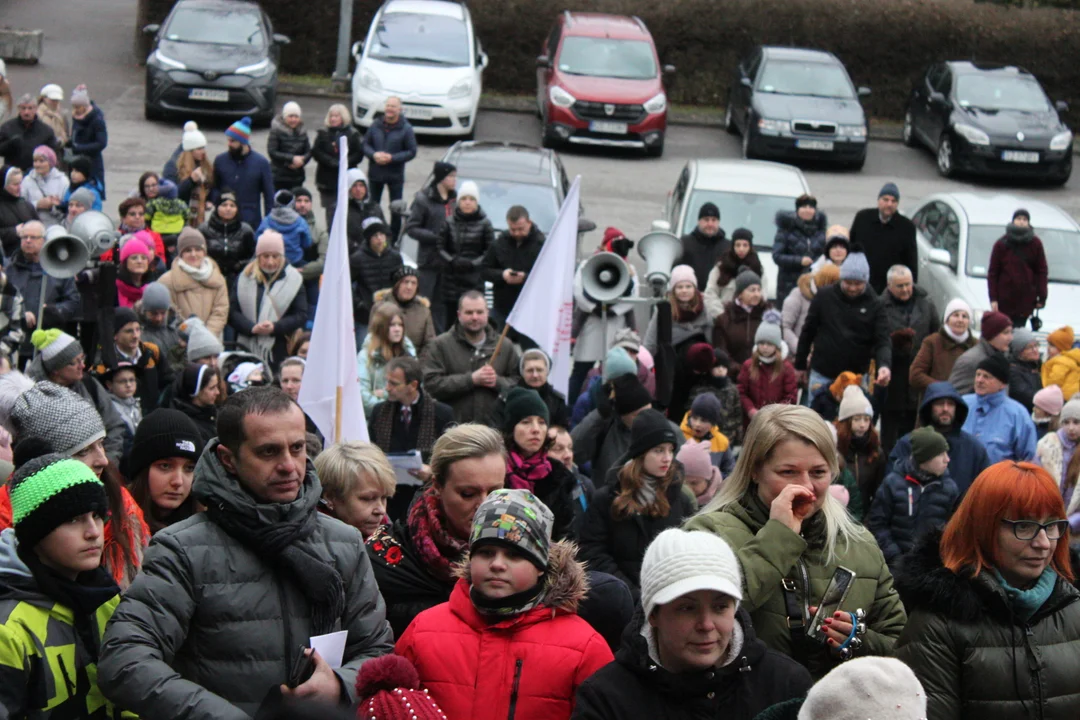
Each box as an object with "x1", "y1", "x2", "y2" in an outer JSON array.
[{"x1": 536, "y1": 12, "x2": 672, "y2": 157}]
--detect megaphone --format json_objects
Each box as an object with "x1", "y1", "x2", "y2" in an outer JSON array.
[
  {"x1": 581, "y1": 251, "x2": 632, "y2": 303},
  {"x1": 41, "y1": 226, "x2": 90, "y2": 279},
  {"x1": 68, "y1": 211, "x2": 119, "y2": 258},
  {"x1": 637, "y1": 228, "x2": 682, "y2": 293}
]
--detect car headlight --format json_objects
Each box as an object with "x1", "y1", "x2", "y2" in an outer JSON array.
[
  {"x1": 757, "y1": 118, "x2": 791, "y2": 134},
  {"x1": 838, "y1": 124, "x2": 867, "y2": 139},
  {"x1": 643, "y1": 92, "x2": 667, "y2": 114},
  {"x1": 236, "y1": 59, "x2": 271, "y2": 77},
  {"x1": 1050, "y1": 131, "x2": 1073, "y2": 152},
  {"x1": 359, "y1": 70, "x2": 383, "y2": 92},
  {"x1": 549, "y1": 86, "x2": 576, "y2": 108},
  {"x1": 953, "y1": 123, "x2": 990, "y2": 146},
  {"x1": 151, "y1": 50, "x2": 186, "y2": 70},
  {"x1": 448, "y1": 78, "x2": 473, "y2": 100}
]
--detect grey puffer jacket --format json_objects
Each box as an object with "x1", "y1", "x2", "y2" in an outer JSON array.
[{"x1": 97, "y1": 444, "x2": 394, "y2": 720}]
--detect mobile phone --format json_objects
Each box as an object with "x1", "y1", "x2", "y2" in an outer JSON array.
[
  {"x1": 287, "y1": 645, "x2": 316, "y2": 689},
  {"x1": 806, "y1": 566, "x2": 856, "y2": 643}
]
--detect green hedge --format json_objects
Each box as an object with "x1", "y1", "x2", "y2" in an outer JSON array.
[{"x1": 140, "y1": 0, "x2": 1080, "y2": 126}]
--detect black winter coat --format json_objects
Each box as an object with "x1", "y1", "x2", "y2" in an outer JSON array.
[
  {"x1": 437, "y1": 205, "x2": 495, "y2": 302},
  {"x1": 350, "y1": 243, "x2": 403, "y2": 321},
  {"x1": 266, "y1": 117, "x2": 312, "y2": 188},
  {"x1": 1009, "y1": 358, "x2": 1042, "y2": 412},
  {"x1": 771, "y1": 210, "x2": 827, "y2": 302},
  {"x1": 168, "y1": 393, "x2": 217, "y2": 449},
  {"x1": 68, "y1": 104, "x2": 108, "y2": 197},
  {"x1": 795, "y1": 284, "x2": 892, "y2": 378},
  {"x1": 366, "y1": 520, "x2": 455, "y2": 639},
  {"x1": 312, "y1": 124, "x2": 364, "y2": 191},
  {"x1": 677, "y1": 227, "x2": 729, "y2": 293},
  {"x1": 867, "y1": 458, "x2": 959, "y2": 568},
  {"x1": 573, "y1": 607, "x2": 812, "y2": 720},
  {"x1": 848, "y1": 208, "x2": 918, "y2": 295},
  {"x1": 520, "y1": 458, "x2": 581, "y2": 542},
  {"x1": 0, "y1": 117, "x2": 60, "y2": 172},
  {"x1": 346, "y1": 197, "x2": 385, "y2": 252},
  {"x1": 0, "y1": 189, "x2": 37, "y2": 257},
  {"x1": 881, "y1": 286, "x2": 940, "y2": 410},
  {"x1": 482, "y1": 224, "x2": 545, "y2": 316},
  {"x1": 227, "y1": 269, "x2": 309, "y2": 368},
  {"x1": 199, "y1": 213, "x2": 255, "y2": 279},
  {"x1": 405, "y1": 184, "x2": 453, "y2": 266},
  {"x1": 895, "y1": 530, "x2": 1080, "y2": 720}
]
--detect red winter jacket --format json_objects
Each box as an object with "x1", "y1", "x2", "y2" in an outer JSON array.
[
  {"x1": 737, "y1": 356, "x2": 799, "y2": 425},
  {"x1": 987, "y1": 234, "x2": 1048, "y2": 320},
  {"x1": 396, "y1": 542, "x2": 613, "y2": 720}
]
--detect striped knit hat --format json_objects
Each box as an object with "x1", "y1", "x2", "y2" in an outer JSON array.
[
  {"x1": 10, "y1": 453, "x2": 107, "y2": 549},
  {"x1": 31, "y1": 328, "x2": 84, "y2": 374},
  {"x1": 12, "y1": 381, "x2": 106, "y2": 457},
  {"x1": 225, "y1": 116, "x2": 253, "y2": 146}
]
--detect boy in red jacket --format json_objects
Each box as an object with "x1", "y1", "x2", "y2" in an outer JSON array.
[{"x1": 396, "y1": 488, "x2": 613, "y2": 720}]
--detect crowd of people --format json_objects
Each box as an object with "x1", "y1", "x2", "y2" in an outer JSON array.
[{"x1": 0, "y1": 80, "x2": 1078, "y2": 720}]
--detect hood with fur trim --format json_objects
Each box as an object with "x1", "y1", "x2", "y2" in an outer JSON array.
[
  {"x1": 453, "y1": 539, "x2": 588, "y2": 614},
  {"x1": 373, "y1": 287, "x2": 430, "y2": 308},
  {"x1": 775, "y1": 209, "x2": 828, "y2": 235}
]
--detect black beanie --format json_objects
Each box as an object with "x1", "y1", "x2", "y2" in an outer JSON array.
[
  {"x1": 10, "y1": 453, "x2": 108, "y2": 550},
  {"x1": 977, "y1": 354, "x2": 1010, "y2": 385},
  {"x1": 433, "y1": 161, "x2": 457, "y2": 185},
  {"x1": 732, "y1": 227, "x2": 753, "y2": 243},
  {"x1": 698, "y1": 202, "x2": 720, "y2": 220},
  {"x1": 1013, "y1": 208, "x2": 1030, "y2": 223},
  {"x1": 611, "y1": 374, "x2": 652, "y2": 416},
  {"x1": 291, "y1": 186, "x2": 312, "y2": 200},
  {"x1": 126, "y1": 408, "x2": 203, "y2": 481},
  {"x1": 502, "y1": 387, "x2": 550, "y2": 433},
  {"x1": 114, "y1": 307, "x2": 139, "y2": 333},
  {"x1": 69, "y1": 155, "x2": 93, "y2": 179},
  {"x1": 391, "y1": 265, "x2": 418, "y2": 286},
  {"x1": 627, "y1": 409, "x2": 679, "y2": 460}
]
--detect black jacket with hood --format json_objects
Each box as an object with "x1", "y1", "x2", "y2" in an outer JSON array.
[
  {"x1": 266, "y1": 115, "x2": 312, "y2": 188},
  {"x1": 794, "y1": 283, "x2": 892, "y2": 378},
  {"x1": 482, "y1": 224, "x2": 545, "y2": 317}
]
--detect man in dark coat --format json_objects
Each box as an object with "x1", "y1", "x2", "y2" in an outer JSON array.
[
  {"x1": 1007, "y1": 328, "x2": 1042, "y2": 412},
  {"x1": 482, "y1": 204, "x2": 545, "y2": 325},
  {"x1": 676, "y1": 201, "x2": 728, "y2": 292},
  {"x1": 362, "y1": 97, "x2": 417, "y2": 241},
  {"x1": 405, "y1": 161, "x2": 456, "y2": 331},
  {"x1": 848, "y1": 182, "x2": 918, "y2": 295},
  {"x1": 211, "y1": 116, "x2": 274, "y2": 227},
  {"x1": 6, "y1": 220, "x2": 81, "y2": 360},
  {"x1": 0, "y1": 96, "x2": 60, "y2": 172},
  {"x1": 879, "y1": 264, "x2": 940, "y2": 453}
]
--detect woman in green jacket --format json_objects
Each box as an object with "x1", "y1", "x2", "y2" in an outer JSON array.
[
  {"x1": 895, "y1": 461, "x2": 1080, "y2": 720},
  {"x1": 685, "y1": 404, "x2": 905, "y2": 678}
]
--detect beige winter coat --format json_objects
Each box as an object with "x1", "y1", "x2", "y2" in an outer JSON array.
[{"x1": 158, "y1": 258, "x2": 230, "y2": 338}]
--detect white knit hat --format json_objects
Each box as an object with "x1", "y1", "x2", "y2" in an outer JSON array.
[
  {"x1": 181, "y1": 121, "x2": 208, "y2": 151},
  {"x1": 837, "y1": 385, "x2": 872, "y2": 422},
  {"x1": 347, "y1": 167, "x2": 368, "y2": 188},
  {"x1": 282, "y1": 101, "x2": 302, "y2": 118},
  {"x1": 943, "y1": 297, "x2": 972, "y2": 325},
  {"x1": 457, "y1": 180, "x2": 480, "y2": 203},
  {"x1": 798, "y1": 657, "x2": 927, "y2": 720}
]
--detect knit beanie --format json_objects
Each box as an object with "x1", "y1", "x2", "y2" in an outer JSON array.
[
  {"x1": 68, "y1": 156, "x2": 93, "y2": 182},
  {"x1": 282, "y1": 101, "x2": 302, "y2": 118},
  {"x1": 390, "y1": 265, "x2": 418, "y2": 287},
  {"x1": 0, "y1": 371, "x2": 34, "y2": 435},
  {"x1": 1009, "y1": 327, "x2": 1036, "y2": 357},
  {"x1": 839, "y1": 252, "x2": 870, "y2": 283},
  {"x1": 698, "y1": 202, "x2": 720, "y2": 220},
  {"x1": 457, "y1": 180, "x2": 480, "y2": 203},
  {"x1": 837, "y1": 385, "x2": 872, "y2": 421},
  {"x1": 1013, "y1": 208, "x2": 1031, "y2": 223},
  {"x1": 668, "y1": 264, "x2": 697, "y2": 290},
  {"x1": 185, "y1": 318, "x2": 224, "y2": 362},
  {"x1": 1060, "y1": 399, "x2": 1080, "y2": 424},
  {"x1": 32, "y1": 145, "x2": 58, "y2": 168},
  {"x1": 519, "y1": 348, "x2": 550, "y2": 376},
  {"x1": 943, "y1": 298, "x2": 972, "y2": 325},
  {"x1": 686, "y1": 342, "x2": 716, "y2": 374},
  {"x1": 690, "y1": 393, "x2": 722, "y2": 427},
  {"x1": 612, "y1": 328, "x2": 641, "y2": 354},
  {"x1": 798, "y1": 657, "x2": 926, "y2": 720},
  {"x1": 114, "y1": 307, "x2": 139, "y2": 334},
  {"x1": 603, "y1": 346, "x2": 637, "y2": 383},
  {"x1": 676, "y1": 440, "x2": 714, "y2": 478},
  {"x1": 181, "y1": 121, "x2": 207, "y2": 151},
  {"x1": 627, "y1": 408, "x2": 678, "y2": 460},
  {"x1": 9, "y1": 453, "x2": 107, "y2": 550},
  {"x1": 176, "y1": 227, "x2": 207, "y2": 255},
  {"x1": 977, "y1": 354, "x2": 1010, "y2": 384},
  {"x1": 829, "y1": 371, "x2": 863, "y2": 402},
  {"x1": 879, "y1": 182, "x2": 900, "y2": 200},
  {"x1": 731, "y1": 227, "x2": 753, "y2": 244},
  {"x1": 225, "y1": 116, "x2": 253, "y2": 145},
  {"x1": 362, "y1": 216, "x2": 391, "y2": 242},
  {"x1": 814, "y1": 262, "x2": 841, "y2": 289},
  {"x1": 1034, "y1": 385, "x2": 1065, "y2": 416},
  {"x1": 733, "y1": 266, "x2": 762, "y2": 297},
  {"x1": 140, "y1": 282, "x2": 172, "y2": 313},
  {"x1": 256, "y1": 229, "x2": 285, "y2": 256},
  {"x1": 68, "y1": 187, "x2": 95, "y2": 210},
  {"x1": 502, "y1": 387, "x2": 550, "y2": 433},
  {"x1": 432, "y1": 161, "x2": 456, "y2": 186},
  {"x1": 30, "y1": 329, "x2": 83, "y2": 374},
  {"x1": 347, "y1": 167, "x2": 368, "y2": 189},
  {"x1": 355, "y1": 654, "x2": 448, "y2": 720},
  {"x1": 979, "y1": 311, "x2": 1011, "y2": 342},
  {"x1": 755, "y1": 321, "x2": 783, "y2": 350},
  {"x1": 1048, "y1": 326, "x2": 1075, "y2": 353},
  {"x1": 12, "y1": 382, "x2": 106, "y2": 457},
  {"x1": 910, "y1": 426, "x2": 949, "y2": 465},
  {"x1": 610, "y1": 373, "x2": 651, "y2": 415},
  {"x1": 126, "y1": 408, "x2": 203, "y2": 481},
  {"x1": 274, "y1": 189, "x2": 294, "y2": 209},
  {"x1": 119, "y1": 236, "x2": 152, "y2": 263},
  {"x1": 825, "y1": 224, "x2": 849, "y2": 243},
  {"x1": 469, "y1": 489, "x2": 554, "y2": 571}
]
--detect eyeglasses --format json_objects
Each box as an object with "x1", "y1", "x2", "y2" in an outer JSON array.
[
  {"x1": 20, "y1": 235, "x2": 44, "y2": 241},
  {"x1": 1001, "y1": 519, "x2": 1069, "y2": 541}
]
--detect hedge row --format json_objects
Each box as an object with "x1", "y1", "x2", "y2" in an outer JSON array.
[{"x1": 141, "y1": 0, "x2": 1080, "y2": 126}]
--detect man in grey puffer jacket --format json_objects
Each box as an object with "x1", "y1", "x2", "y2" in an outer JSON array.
[{"x1": 98, "y1": 386, "x2": 393, "y2": 719}]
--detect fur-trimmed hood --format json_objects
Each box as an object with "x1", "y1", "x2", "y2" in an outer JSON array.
[
  {"x1": 452, "y1": 539, "x2": 588, "y2": 614},
  {"x1": 775, "y1": 209, "x2": 828, "y2": 234},
  {"x1": 373, "y1": 286, "x2": 430, "y2": 308},
  {"x1": 796, "y1": 272, "x2": 817, "y2": 300}
]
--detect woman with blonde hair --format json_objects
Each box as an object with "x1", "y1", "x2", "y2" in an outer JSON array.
[
  {"x1": 316, "y1": 441, "x2": 397, "y2": 539},
  {"x1": 358, "y1": 303, "x2": 415, "y2": 413},
  {"x1": 173, "y1": 121, "x2": 214, "y2": 225},
  {"x1": 686, "y1": 404, "x2": 906, "y2": 678},
  {"x1": 312, "y1": 103, "x2": 364, "y2": 226}
]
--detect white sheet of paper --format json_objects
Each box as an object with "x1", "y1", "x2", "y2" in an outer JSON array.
[
  {"x1": 309, "y1": 630, "x2": 348, "y2": 669},
  {"x1": 387, "y1": 450, "x2": 424, "y2": 487}
]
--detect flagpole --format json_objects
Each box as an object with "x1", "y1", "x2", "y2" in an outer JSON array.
[
  {"x1": 334, "y1": 386, "x2": 343, "y2": 442},
  {"x1": 488, "y1": 323, "x2": 512, "y2": 366}
]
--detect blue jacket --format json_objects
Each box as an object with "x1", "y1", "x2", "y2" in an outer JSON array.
[
  {"x1": 962, "y1": 388, "x2": 1038, "y2": 465},
  {"x1": 887, "y1": 381, "x2": 990, "y2": 496},
  {"x1": 256, "y1": 208, "x2": 312, "y2": 265},
  {"x1": 61, "y1": 178, "x2": 103, "y2": 212},
  {"x1": 69, "y1": 104, "x2": 108, "y2": 198},
  {"x1": 362, "y1": 117, "x2": 418, "y2": 184},
  {"x1": 212, "y1": 149, "x2": 275, "y2": 228},
  {"x1": 771, "y1": 210, "x2": 827, "y2": 302},
  {"x1": 868, "y1": 456, "x2": 959, "y2": 567}
]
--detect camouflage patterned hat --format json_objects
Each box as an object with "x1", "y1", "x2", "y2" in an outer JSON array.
[{"x1": 469, "y1": 489, "x2": 554, "y2": 570}]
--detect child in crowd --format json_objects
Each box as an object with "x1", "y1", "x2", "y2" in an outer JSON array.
[
  {"x1": 315, "y1": 441, "x2": 396, "y2": 539},
  {"x1": 834, "y1": 385, "x2": 886, "y2": 520},
  {"x1": 737, "y1": 319, "x2": 798, "y2": 428},
  {"x1": 675, "y1": 440, "x2": 721, "y2": 508},
  {"x1": 1032, "y1": 384, "x2": 1064, "y2": 440},
  {"x1": 684, "y1": 347, "x2": 744, "y2": 445},
  {"x1": 396, "y1": 489, "x2": 613, "y2": 720},
  {"x1": 145, "y1": 180, "x2": 189, "y2": 258},
  {"x1": 679, "y1": 393, "x2": 735, "y2": 476},
  {"x1": 101, "y1": 363, "x2": 141, "y2": 459}
]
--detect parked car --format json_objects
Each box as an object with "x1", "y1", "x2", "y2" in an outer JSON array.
[
  {"x1": 663, "y1": 158, "x2": 814, "y2": 301},
  {"x1": 903, "y1": 62, "x2": 1072, "y2": 185},
  {"x1": 536, "y1": 12, "x2": 672, "y2": 157},
  {"x1": 350, "y1": 0, "x2": 486, "y2": 137},
  {"x1": 142, "y1": 0, "x2": 290, "y2": 123},
  {"x1": 725, "y1": 46, "x2": 870, "y2": 169},
  {"x1": 909, "y1": 192, "x2": 1080, "y2": 341}
]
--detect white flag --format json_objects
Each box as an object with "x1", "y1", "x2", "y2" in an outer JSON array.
[
  {"x1": 506, "y1": 177, "x2": 580, "y2": 397},
  {"x1": 298, "y1": 139, "x2": 368, "y2": 443}
]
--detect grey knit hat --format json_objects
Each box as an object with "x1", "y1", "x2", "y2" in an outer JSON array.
[
  {"x1": 839, "y1": 252, "x2": 871, "y2": 283},
  {"x1": 11, "y1": 381, "x2": 106, "y2": 456},
  {"x1": 140, "y1": 282, "x2": 172, "y2": 313},
  {"x1": 733, "y1": 266, "x2": 762, "y2": 297},
  {"x1": 68, "y1": 187, "x2": 96, "y2": 210},
  {"x1": 185, "y1": 318, "x2": 224, "y2": 362},
  {"x1": 755, "y1": 322, "x2": 783, "y2": 350},
  {"x1": 1009, "y1": 327, "x2": 1036, "y2": 357}
]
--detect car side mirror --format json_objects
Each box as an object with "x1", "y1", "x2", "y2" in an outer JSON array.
[
  {"x1": 929, "y1": 91, "x2": 947, "y2": 104},
  {"x1": 273, "y1": 33, "x2": 291, "y2": 46},
  {"x1": 536, "y1": 55, "x2": 551, "y2": 69},
  {"x1": 857, "y1": 86, "x2": 871, "y2": 97},
  {"x1": 577, "y1": 217, "x2": 597, "y2": 234},
  {"x1": 351, "y1": 41, "x2": 364, "y2": 58},
  {"x1": 142, "y1": 23, "x2": 161, "y2": 35},
  {"x1": 928, "y1": 248, "x2": 952, "y2": 266},
  {"x1": 740, "y1": 77, "x2": 753, "y2": 88},
  {"x1": 478, "y1": 52, "x2": 489, "y2": 70},
  {"x1": 663, "y1": 64, "x2": 676, "y2": 75},
  {"x1": 1056, "y1": 100, "x2": 1069, "y2": 113}
]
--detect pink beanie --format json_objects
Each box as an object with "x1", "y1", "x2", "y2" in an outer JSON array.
[
  {"x1": 256, "y1": 229, "x2": 285, "y2": 256},
  {"x1": 1034, "y1": 385, "x2": 1065, "y2": 416},
  {"x1": 677, "y1": 439, "x2": 714, "y2": 478},
  {"x1": 668, "y1": 264, "x2": 698, "y2": 291},
  {"x1": 120, "y1": 235, "x2": 153, "y2": 263}
]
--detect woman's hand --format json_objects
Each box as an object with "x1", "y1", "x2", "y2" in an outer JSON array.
[
  {"x1": 769, "y1": 485, "x2": 816, "y2": 534},
  {"x1": 809, "y1": 606, "x2": 856, "y2": 655}
]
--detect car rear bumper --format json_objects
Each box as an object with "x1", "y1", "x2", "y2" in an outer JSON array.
[
  {"x1": 750, "y1": 132, "x2": 867, "y2": 162},
  {"x1": 547, "y1": 105, "x2": 666, "y2": 149},
  {"x1": 954, "y1": 142, "x2": 1072, "y2": 178},
  {"x1": 352, "y1": 87, "x2": 477, "y2": 136},
  {"x1": 145, "y1": 67, "x2": 275, "y2": 117}
]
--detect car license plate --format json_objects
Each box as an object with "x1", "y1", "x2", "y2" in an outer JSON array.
[
  {"x1": 402, "y1": 105, "x2": 433, "y2": 120},
  {"x1": 796, "y1": 139, "x2": 834, "y2": 151},
  {"x1": 188, "y1": 88, "x2": 229, "y2": 102},
  {"x1": 1002, "y1": 150, "x2": 1039, "y2": 163},
  {"x1": 590, "y1": 121, "x2": 628, "y2": 135}
]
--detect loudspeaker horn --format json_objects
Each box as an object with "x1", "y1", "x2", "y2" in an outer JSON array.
[
  {"x1": 636, "y1": 229, "x2": 682, "y2": 292},
  {"x1": 581, "y1": 251, "x2": 632, "y2": 303},
  {"x1": 41, "y1": 226, "x2": 90, "y2": 279},
  {"x1": 68, "y1": 210, "x2": 119, "y2": 258}
]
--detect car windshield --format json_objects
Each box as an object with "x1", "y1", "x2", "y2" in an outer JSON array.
[
  {"x1": 461, "y1": 179, "x2": 559, "y2": 233},
  {"x1": 757, "y1": 60, "x2": 855, "y2": 99},
  {"x1": 165, "y1": 8, "x2": 264, "y2": 47},
  {"x1": 967, "y1": 225, "x2": 1080, "y2": 284},
  {"x1": 368, "y1": 13, "x2": 470, "y2": 67},
  {"x1": 557, "y1": 37, "x2": 657, "y2": 80},
  {"x1": 684, "y1": 190, "x2": 799, "y2": 250},
  {"x1": 955, "y1": 75, "x2": 1051, "y2": 113}
]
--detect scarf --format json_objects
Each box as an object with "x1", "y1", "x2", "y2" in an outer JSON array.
[
  {"x1": 506, "y1": 450, "x2": 552, "y2": 490},
  {"x1": 758, "y1": 351, "x2": 778, "y2": 365},
  {"x1": 1006, "y1": 224, "x2": 1035, "y2": 245},
  {"x1": 178, "y1": 257, "x2": 214, "y2": 282},
  {"x1": 717, "y1": 249, "x2": 763, "y2": 288},
  {"x1": 109, "y1": 393, "x2": 142, "y2": 435},
  {"x1": 407, "y1": 484, "x2": 469, "y2": 583},
  {"x1": 115, "y1": 277, "x2": 145, "y2": 308},
  {"x1": 372, "y1": 392, "x2": 439, "y2": 458},
  {"x1": 236, "y1": 266, "x2": 304, "y2": 367},
  {"x1": 634, "y1": 475, "x2": 660, "y2": 508},
  {"x1": 993, "y1": 566, "x2": 1057, "y2": 622},
  {"x1": 942, "y1": 325, "x2": 971, "y2": 344},
  {"x1": 470, "y1": 578, "x2": 547, "y2": 618}
]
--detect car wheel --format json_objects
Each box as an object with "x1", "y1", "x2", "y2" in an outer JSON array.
[
  {"x1": 902, "y1": 111, "x2": 917, "y2": 148},
  {"x1": 724, "y1": 101, "x2": 737, "y2": 135},
  {"x1": 936, "y1": 135, "x2": 956, "y2": 178},
  {"x1": 1048, "y1": 158, "x2": 1072, "y2": 187},
  {"x1": 144, "y1": 103, "x2": 164, "y2": 122},
  {"x1": 741, "y1": 122, "x2": 756, "y2": 159}
]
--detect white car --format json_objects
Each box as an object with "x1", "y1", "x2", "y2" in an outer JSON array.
[
  {"x1": 663, "y1": 159, "x2": 813, "y2": 301},
  {"x1": 909, "y1": 192, "x2": 1080, "y2": 341},
  {"x1": 351, "y1": 0, "x2": 487, "y2": 136}
]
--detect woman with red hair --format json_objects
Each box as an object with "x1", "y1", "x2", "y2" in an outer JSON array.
[{"x1": 895, "y1": 461, "x2": 1080, "y2": 719}]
